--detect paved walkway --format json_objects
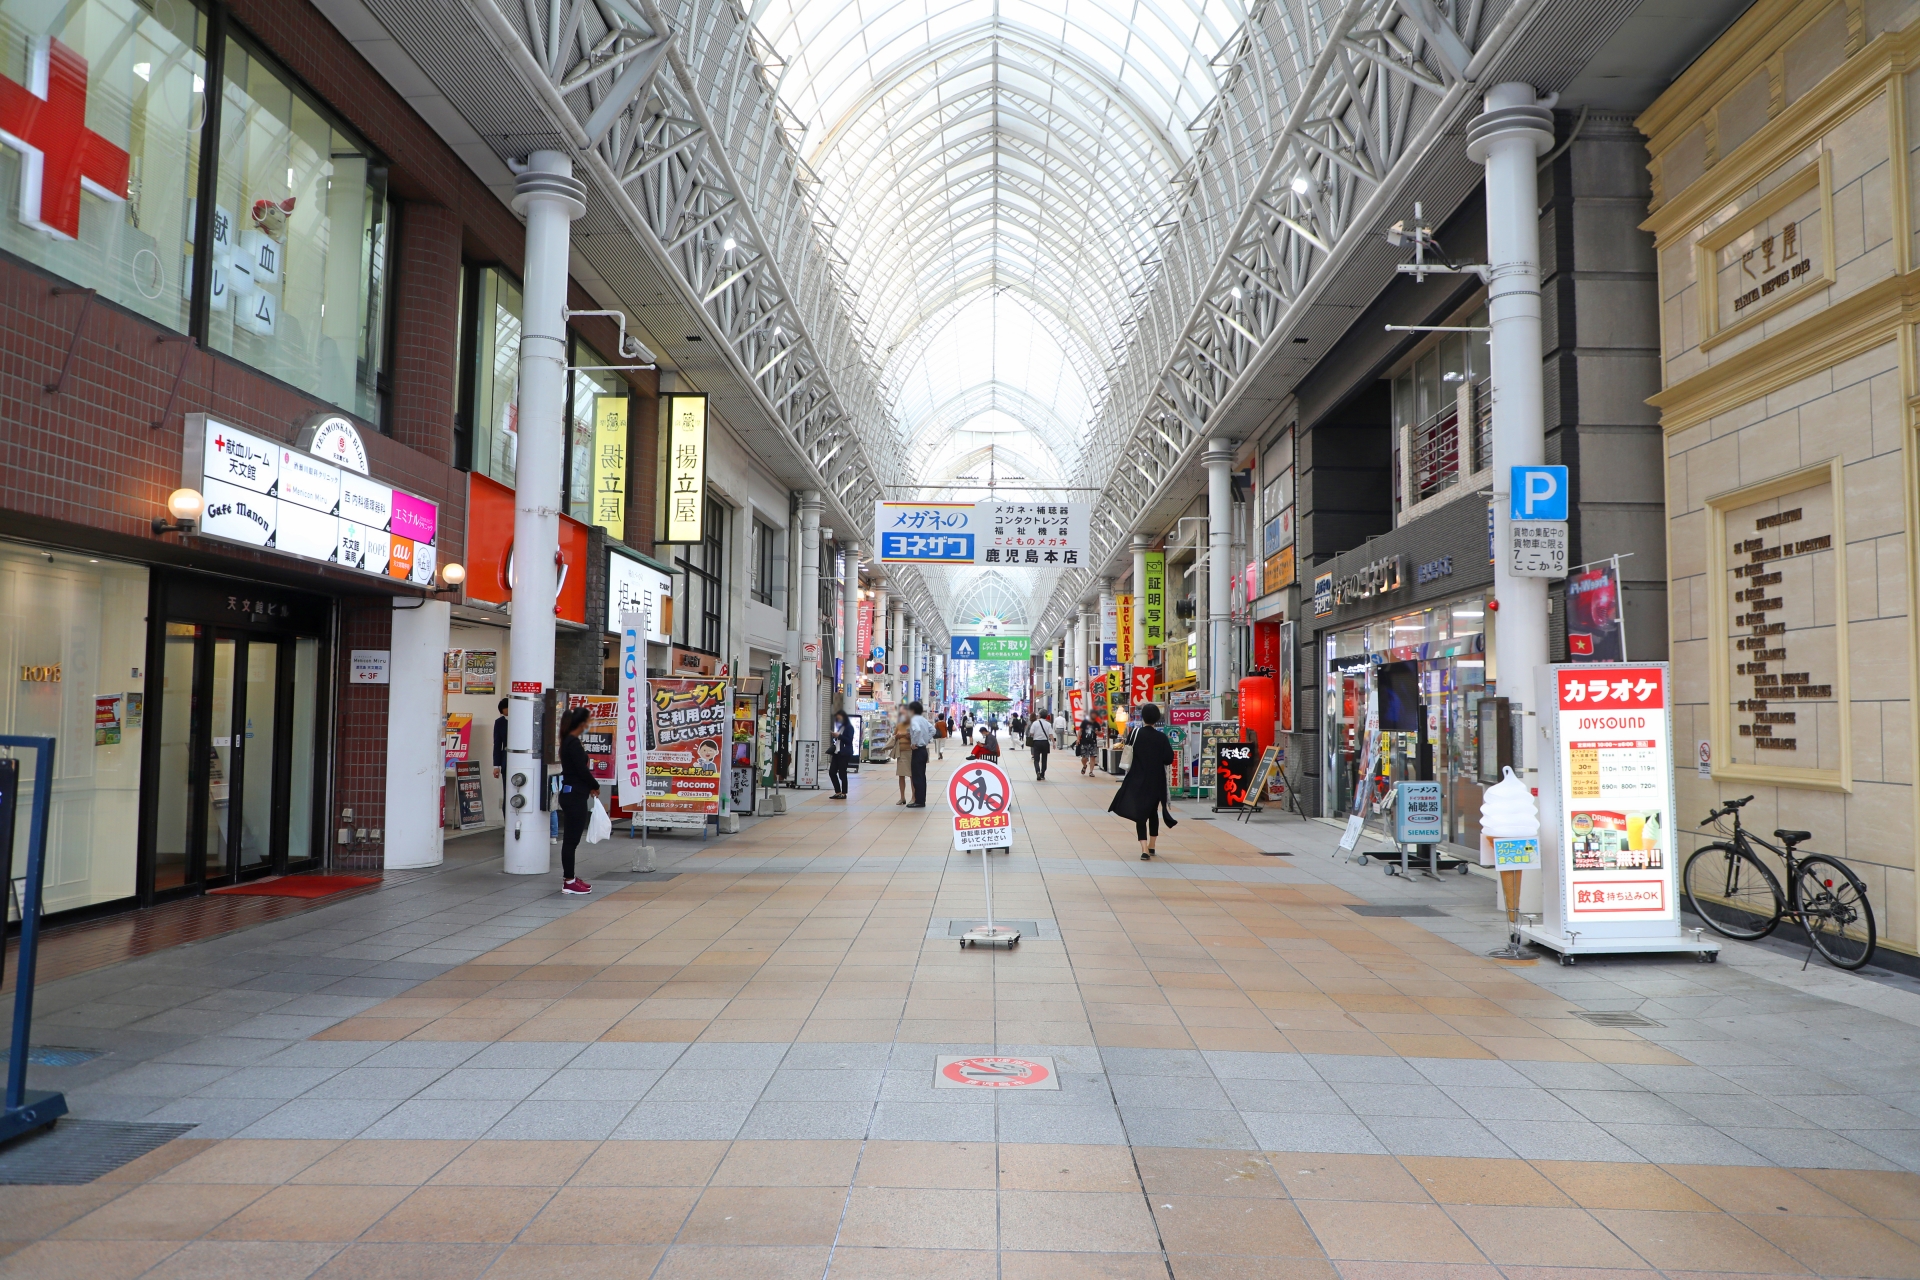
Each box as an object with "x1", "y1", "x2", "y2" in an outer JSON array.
[{"x1": 6, "y1": 755, "x2": 1920, "y2": 1278}]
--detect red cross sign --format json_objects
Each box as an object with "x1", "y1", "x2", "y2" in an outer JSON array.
[{"x1": 0, "y1": 38, "x2": 129, "y2": 241}]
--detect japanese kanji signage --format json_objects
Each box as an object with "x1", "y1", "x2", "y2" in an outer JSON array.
[
  {"x1": 646, "y1": 678, "x2": 728, "y2": 825},
  {"x1": 592, "y1": 395, "x2": 628, "y2": 537},
  {"x1": 1549, "y1": 665, "x2": 1675, "y2": 924},
  {"x1": 662, "y1": 394, "x2": 707, "y2": 543},
  {"x1": 1509, "y1": 521, "x2": 1567, "y2": 578},
  {"x1": 873, "y1": 501, "x2": 1088, "y2": 565},
  {"x1": 1142, "y1": 551, "x2": 1165, "y2": 646}
]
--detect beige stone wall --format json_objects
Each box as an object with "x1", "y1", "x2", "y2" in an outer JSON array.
[{"x1": 1642, "y1": 0, "x2": 1920, "y2": 953}]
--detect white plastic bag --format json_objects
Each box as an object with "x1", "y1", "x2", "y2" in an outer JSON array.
[{"x1": 584, "y1": 795, "x2": 613, "y2": 844}]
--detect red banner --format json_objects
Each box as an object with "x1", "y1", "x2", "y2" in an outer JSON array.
[
  {"x1": 1129, "y1": 665, "x2": 1155, "y2": 707},
  {"x1": 857, "y1": 598, "x2": 874, "y2": 673}
]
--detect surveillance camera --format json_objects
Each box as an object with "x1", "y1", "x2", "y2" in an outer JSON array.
[{"x1": 1386, "y1": 221, "x2": 1405, "y2": 248}]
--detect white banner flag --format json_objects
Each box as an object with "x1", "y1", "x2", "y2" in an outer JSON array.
[{"x1": 617, "y1": 608, "x2": 649, "y2": 809}]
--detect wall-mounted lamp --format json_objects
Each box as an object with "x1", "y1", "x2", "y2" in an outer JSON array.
[
  {"x1": 153, "y1": 487, "x2": 202, "y2": 535},
  {"x1": 433, "y1": 562, "x2": 467, "y2": 595}
]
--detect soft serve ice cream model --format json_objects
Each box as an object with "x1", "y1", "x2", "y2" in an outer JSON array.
[{"x1": 1479, "y1": 766, "x2": 1540, "y2": 952}]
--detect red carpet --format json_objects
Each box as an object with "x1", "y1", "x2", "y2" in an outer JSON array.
[{"x1": 210, "y1": 875, "x2": 382, "y2": 899}]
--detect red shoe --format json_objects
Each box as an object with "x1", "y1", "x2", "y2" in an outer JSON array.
[{"x1": 562, "y1": 878, "x2": 592, "y2": 895}]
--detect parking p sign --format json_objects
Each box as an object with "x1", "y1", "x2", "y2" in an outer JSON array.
[{"x1": 1511, "y1": 466, "x2": 1568, "y2": 521}]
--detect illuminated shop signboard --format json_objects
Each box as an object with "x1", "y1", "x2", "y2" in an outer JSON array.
[{"x1": 182, "y1": 413, "x2": 438, "y2": 585}]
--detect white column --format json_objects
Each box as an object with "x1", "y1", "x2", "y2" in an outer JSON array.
[
  {"x1": 1203, "y1": 437, "x2": 1235, "y2": 715},
  {"x1": 504, "y1": 151, "x2": 585, "y2": 875},
  {"x1": 840, "y1": 544, "x2": 859, "y2": 713},
  {"x1": 890, "y1": 602, "x2": 904, "y2": 701},
  {"x1": 1467, "y1": 87, "x2": 1554, "y2": 714},
  {"x1": 796, "y1": 491, "x2": 823, "y2": 752},
  {"x1": 870, "y1": 584, "x2": 887, "y2": 698},
  {"x1": 385, "y1": 599, "x2": 450, "y2": 868}
]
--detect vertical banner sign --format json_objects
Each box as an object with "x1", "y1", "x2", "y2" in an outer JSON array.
[
  {"x1": 1565, "y1": 561, "x2": 1627, "y2": 661},
  {"x1": 1068, "y1": 689, "x2": 1084, "y2": 724},
  {"x1": 1129, "y1": 666, "x2": 1155, "y2": 708},
  {"x1": 1277, "y1": 620, "x2": 1296, "y2": 733},
  {"x1": 591, "y1": 395, "x2": 628, "y2": 537},
  {"x1": 1115, "y1": 594, "x2": 1134, "y2": 664},
  {"x1": 1142, "y1": 552, "x2": 1166, "y2": 646},
  {"x1": 857, "y1": 599, "x2": 874, "y2": 677},
  {"x1": 617, "y1": 610, "x2": 648, "y2": 810},
  {"x1": 1550, "y1": 665, "x2": 1675, "y2": 924},
  {"x1": 662, "y1": 394, "x2": 708, "y2": 543}
]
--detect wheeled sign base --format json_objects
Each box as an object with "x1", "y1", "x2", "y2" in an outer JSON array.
[
  {"x1": 1516, "y1": 923, "x2": 1720, "y2": 966},
  {"x1": 961, "y1": 844, "x2": 1019, "y2": 948}
]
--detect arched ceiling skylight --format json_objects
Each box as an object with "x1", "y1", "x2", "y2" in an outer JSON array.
[{"x1": 747, "y1": 0, "x2": 1252, "y2": 620}]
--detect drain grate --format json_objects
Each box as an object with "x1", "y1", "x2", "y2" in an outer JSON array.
[
  {"x1": 1346, "y1": 904, "x2": 1447, "y2": 917},
  {"x1": 0, "y1": 1046, "x2": 105, "y2": 1068},
  {"x1": 0, "y1": 1119, "x2": 196, "y2": 1185},
  {"x1": 948, "y1": 920, "x2": 1041, "y2": 937},
  {"x1": 1574, "y1": 1010, "x2": 1663, "y2": 1028}
]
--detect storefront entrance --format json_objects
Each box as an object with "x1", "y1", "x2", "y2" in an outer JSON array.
[{"x1": 144, "y1": 575, "x2": 332, "y2": 897}]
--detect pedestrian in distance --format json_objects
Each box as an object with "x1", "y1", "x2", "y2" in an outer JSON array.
[
  {"x1": 906, "y1": 700, "x2": 934, "y2": 806},
  {"x1": 492, "y1": 697, "x2": 509, "y2": 818},
  {"x1": 892, "y1": 707, "x2": 913, "y2": 805},
  {"x1": 970, "y1": 725, "x2": 1001, "y2": 761},
  {"x1": 1107, "y1": 703, "x2": 1177, "y2": 860},
  {"x1": 828, "y1": 709, "x2": 855, "y2": 798},
  {"x1": 556, "y1": 706, "x2": 598, "y2": 894},
  {"x1": 1075, "y1": 717, "x2": 1099, "y2": 776},
  {"x1": 933, "y1": 711, "x2": 948, "y2": 761},
  {"x1": 1026, "y1": 711, "x2": 1055, "y2": 780}
]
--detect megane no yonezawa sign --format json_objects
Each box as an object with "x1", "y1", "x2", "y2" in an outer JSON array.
[
  {"x1": 183, "y1": 413, "x2": 438, "y2": 586},
  {"x1": 874, "y1": 501, "x2": 1088, "y2": 565}
]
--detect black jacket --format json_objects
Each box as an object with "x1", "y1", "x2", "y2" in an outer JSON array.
[
  {"x1": 559, "y1": 734, "x2": 598, "y2": 806},
  {"x1": 1108, "y1": 726, "x2": 1174, "y2": 822},
  {"x1": 832, "y1": 719, "x2": 856, "y2": 759},
  {"x1": 493, "y1": 715, "x2": 508, "y2": 768}
]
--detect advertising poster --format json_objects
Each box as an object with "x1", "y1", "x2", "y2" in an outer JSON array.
[
  {"x1": 567, "y1": 694, "x2": 617, "y2": 783},
  {"x1": 647, "y1": 678, "x2": 728, "y2": 824},
  {"x1": 1197, "y1": 721, "x2": 1240, "y2": 796},
  {"x1": 1116, "y1": 594, "x2": 1134, "y2": 663},
  {"x1": 1278, "y1": 621, "x2": 1296, "y2": 733},
  {"x1": 1215, "y1": 741, "x2": 1258, "y2": 809},
  {"x1": 444, "y1": 649, "x2": 464, "y2": 695},
  {"x1": 94, "y1": 695, "x2": 121, "y2": 746},
  {"x1": 454, "y1": 761, "x2": 486, "y2": 829},
  {"x1": 730, "y1": 697, "x2": 756, "y2": 813},
  {"x1": 1067, "y1": 689, "x2": 1085, "y2": 725},
  {"x1": 1566, "y1": 561, "x2": 1626, "y2": 662},
  {"x1": 443, "y1": 712, "x2": 472, "y2": 767},
  {"x1": 463, "y1": 651, "x2": 498, "y2": 695},
  {"x1": 1552, "y1": 665, "x2": 1674, "y2": 923},
  {"x1": 125, "y1": 692, "x2": 143, "y2": 730}
]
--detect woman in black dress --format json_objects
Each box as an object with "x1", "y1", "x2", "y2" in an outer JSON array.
[
  {"x1": 556, "y1": 706, "x2": 598, "y2": 894},
  {"x1": 828, "y1": 709, "x2": 855, "y2": 798},
  {"x1": 1107, "y1": 703, "x2": 1177, "y2": 860},
  {"x1": 1075, "y1": 718, "x2": 1099, "y2": 776}
]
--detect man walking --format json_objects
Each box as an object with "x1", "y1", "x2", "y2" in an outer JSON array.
[
  {"x1": 905, "y1": 700, "x2": 934, "y2": 807},
  {"x1": 1026, "y1": 711, "x2": 1055, "y2": 780}
]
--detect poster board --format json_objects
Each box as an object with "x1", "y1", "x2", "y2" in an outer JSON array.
[
  {"x1": 1214, "y1": 741, "x2": 1258, "y2": 810},
  {"x1": 645, "y1": 678, "x2": 727, "y2": 827},
  {"x1": 1239, "y1": 745, "x2": 1281, "y2": 811},
  {"x1": 1533, "y1": 663, "x2": 1680, "y2": 940},
  {"x1": 454, "y1": 761, "x2": 487, "y2": 829}
]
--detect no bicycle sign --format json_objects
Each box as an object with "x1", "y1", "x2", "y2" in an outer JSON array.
[{"x1": 948, "y1": 759, "x2": 1014, "y2": 851}]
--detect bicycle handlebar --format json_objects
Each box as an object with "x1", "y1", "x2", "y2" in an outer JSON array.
[{"x1": 1701, "y1": 795, "x2": 1756, "y2": 826}]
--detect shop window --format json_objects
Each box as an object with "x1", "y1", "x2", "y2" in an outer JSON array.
[
  {"x1": 206, "y1": 32, "x2": 389, "y2": 422},
  {"x1": 0, "y1": 542, "x2": 147, "y2": 917},
  {"x1": 460, "y1": 264, "x2": 523, "y2": 485},
  {"x1": 672, "y1": 496, "x2": 726, "y2": 654},
  {"x1": 0, "y1": 0, "x2": 207, "y2": 331},
  {"x1": 750, "y1": 519, "x2": 775, "y2": 605}
]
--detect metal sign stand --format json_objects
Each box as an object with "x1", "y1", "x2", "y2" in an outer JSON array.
[
  {"x1": 960, "y1": 842, "x2": 1019, "y2": 948},
  {"x1": 1, "y1": 736, "x2": 67, "y2": 1144}
]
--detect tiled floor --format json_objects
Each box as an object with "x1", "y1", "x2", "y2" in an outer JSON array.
[{"x1": 8, "y1": 757, "x2": 1920, "y2": 1278}]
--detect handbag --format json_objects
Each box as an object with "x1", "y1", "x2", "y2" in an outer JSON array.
[
  {"x1": 1118, "y1": 723, "x2": 1139, "y2": 771},
  {"x1": 584, "y1": 795, "x2": 613, "y2": 844}
]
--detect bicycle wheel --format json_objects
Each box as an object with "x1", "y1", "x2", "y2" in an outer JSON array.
[
  {"x1": 1795, "y1": 856, "x2": 1876, "y2": 970},
  {"x1": 1683, "y1": 843, "x2": 1783, "y2": 939}
]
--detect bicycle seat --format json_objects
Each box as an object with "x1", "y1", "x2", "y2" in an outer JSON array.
[{"x1": 1774, "y1": 829, "x2": 1811, "y2": 847}]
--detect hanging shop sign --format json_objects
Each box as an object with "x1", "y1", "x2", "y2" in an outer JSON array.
[
  {"x1": 1263, "y1": 545, "x2": 1296, "y2": 595},
  {"x1": 1129, "y1": 666, "x2": 1155, "y2": 708},
  {"x1": 1115, "y1": 594, "x2": 1134, "y2": 664},
  {"x1": 645, "y1": 678, "x2": 728, "y2": 826},
  {"x1": 662, "y1": 394, "x2": 708, "y2": 543},
  {"x1": 1313, "y1": 572, "x2": 1333, "y2": 617},
  {"x1": 591, "y1": 395, "x2": 629, "y2": 537},
  {"x1": 1142, "y1": 552, "x2": 1166, "y2": 645},
  {"x1": 294, "y1": 412, "x2": 371, "y2": 475},
  {"x1": 464, "y1": 472, "x2": 590, "y2": 624},
  {"x1": 1566, "y1": 561, "x2": 1626, "y2": 661},
  {"x1": 873, "y1": 501, "x2": 1089, "y2": 565},
  {"x1": 857, "y1": 599, "x2": 874, "y2": 673},
  {"x1": 607, "y1": 549, "x2": 672, "y2": 643},
  {"x1": 185, "y1": 415, "x2": 438, "y2": 586},
  {"x1": 617, "y1": 609, "x2": 649, "y2": 810},
  {"x1": 951, "y1": 635, "x2": 1031, "y2": 662}
]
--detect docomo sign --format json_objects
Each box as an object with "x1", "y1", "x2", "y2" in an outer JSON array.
[{"x1": 616, "y1": 609, "x2": 648, "y2": 809}]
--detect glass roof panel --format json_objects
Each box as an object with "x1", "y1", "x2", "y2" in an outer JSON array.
[{"x1": 747, "y1": 0, "x2": 1250, "y2": 616}]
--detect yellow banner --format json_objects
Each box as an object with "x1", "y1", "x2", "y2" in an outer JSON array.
[
  {"x1": 592, "y1": 395, "x2": 627, "y2": 537},
  {"x1": 1143, "y1": 551, "x2": 1165, "y2": 646},
  {"x1": 1116, "y1": 593, "x2": 1134, "y2": 663},
  {"x1": 664, "y1": 395, "x2": 707, "y2": 543}
]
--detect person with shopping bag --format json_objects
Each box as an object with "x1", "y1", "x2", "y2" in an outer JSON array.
[
  {"x1": 1026, "y1": 712, "x2": 1055, "y2": 780},
  {"x1": 556, "y1": 707, "x2": 598, "y2": 895}
]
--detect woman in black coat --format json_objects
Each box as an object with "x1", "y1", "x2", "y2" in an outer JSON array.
[
  {"x1": 828, "y1": 710, "x2": 856, "y2": 798},
  {"x1": 1107, "y1": 703, "x2": 1177, "y2": 859},
  {"x1": 556, "y1": 707, "x2": 599, "y2": 894}
]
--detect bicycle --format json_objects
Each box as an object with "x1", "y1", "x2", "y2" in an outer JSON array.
[{"x1": 1682, "y1": 796, "x2": 1876, "y2": 970}]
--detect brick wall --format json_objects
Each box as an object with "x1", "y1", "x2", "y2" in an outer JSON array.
[{"x1": 333, "y1": 599, "x2": 393, "y2": 871}]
